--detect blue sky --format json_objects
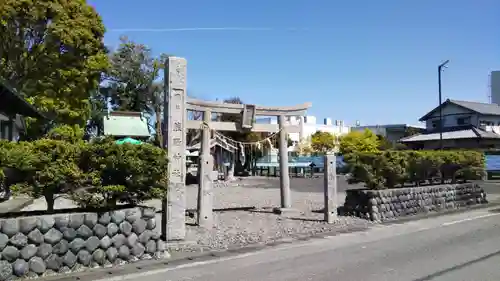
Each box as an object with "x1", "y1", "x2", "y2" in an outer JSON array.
[{"x1": 89, "y1": 0, "x2": 499, "y2": 126}]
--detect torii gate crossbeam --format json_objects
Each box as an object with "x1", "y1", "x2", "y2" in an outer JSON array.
[{"x1": 162, "y1": 57, "x2": 312, "y2": 241}]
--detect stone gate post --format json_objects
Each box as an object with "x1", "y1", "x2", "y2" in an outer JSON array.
[
  {"x1": 324, "y1": 154, "x2": 338, "y2": 223},
  {"x1": 162, "y1": 57, "x2": 187, "y2": 241}
]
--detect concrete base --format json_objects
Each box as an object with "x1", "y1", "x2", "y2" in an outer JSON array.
[
  {"x1": 166, "y1": 240, "x2": 198, "y2": 248},
  {"x1": 272, "y1": 207, "x2": 300, "y2": 215},
  {"x1": 324, "y1": 215, "x2": 339, "y2": 224}
]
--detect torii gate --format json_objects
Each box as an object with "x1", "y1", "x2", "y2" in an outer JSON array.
[{"x1": 162, "y1": 57, "x2": 312, "y2": 241}]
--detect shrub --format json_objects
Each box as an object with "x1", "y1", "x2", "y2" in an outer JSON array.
[
  {"x1": 346, "y1": 150, "x2": 485, "y2": 189},
  {"x1": 310, "y1": 131, "x2": 337, "y2": 153},
  {"x1": 0, "y1": 140, "x2": 39, "y2": 196},
  {"x1": 339, "y1": 129, "x2": 379, "y2": 160},
  {"x1": 0, "y1": 138, "x2": 168, "y2": 210},
  {"x1": 45, "y1": 125, "x2": 85, "y2": 143},
  {"x1": 75, "y1": 140, "x2": 168, "y2": 208},
  {"x1": 10, "y1": 139, "x2": 85, "y2": 211}
]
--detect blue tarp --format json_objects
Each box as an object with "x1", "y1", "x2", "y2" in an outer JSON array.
[
  {"x1": 486, "y1": 155, "x2": 500, "y2": 171},
  {"x1": 257, "y1": 154, "x2": 500, "y2": 171},
  {"x1": 256, "y1": 156, "x2": 344, "y2": 168}
]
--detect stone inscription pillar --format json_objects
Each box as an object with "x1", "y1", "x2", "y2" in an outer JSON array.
[
  {"x1": 162, "y1": 57, "x2": 187, "y2": 241},
  {"x1": 323, "y1": 154, "x2": 338, "y2": 223},
  {"x1": 278, "y1": 115, "x2": 291, "y2": 209}
]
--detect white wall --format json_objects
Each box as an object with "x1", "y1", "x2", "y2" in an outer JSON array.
[
  {"x1": 425, "y1": 114, "x2": 479, "y2": 129},
  {"x1": 256, "y1": 115, "x2": 351, "y2": 149},
  {"x1": 424, "y1": 103, "x2": 476, "y2": 129}
]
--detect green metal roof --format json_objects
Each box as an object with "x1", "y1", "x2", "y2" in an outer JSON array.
[{"x1": 103, "y1": 112, "x2": 150, "y2": 138}]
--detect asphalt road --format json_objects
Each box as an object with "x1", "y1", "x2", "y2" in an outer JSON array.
[{"x1": 89, "y1": 207, "x2": 500, "y2": 281}]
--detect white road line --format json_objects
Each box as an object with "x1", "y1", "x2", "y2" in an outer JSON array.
[
  {"x1": 94, "y1": 210, "x2": 500, "y2": 281},
  {"x1": 441, "y1": 213, "x2": 500, "y2": 226},
  {"x1": 93, "y1": 240, "x2": 326, "y2": 281}
]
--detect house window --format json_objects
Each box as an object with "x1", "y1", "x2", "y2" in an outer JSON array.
[
  {"x1": 456, "y1": 117, "x2": 471, "y2": 126},
  {"x1": 431, "y1": 120, "x2": 441, "y2": 128},
  {"x1": 0, "y1": 121, "x2": 10, "y2": 140},
  {"x1": 480, "y1": 120, "x2": 494, "y2": 126}
]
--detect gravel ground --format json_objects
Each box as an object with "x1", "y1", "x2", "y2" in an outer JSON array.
[
  {"x1": 20, "y1": 177, "x2": 373, "y2": 254},
  {"x1": 20, "y1": 177, "x2": 500, "y2": 254},
  {"x1": 147, "y1": 177, "x2": 373, "y2": 253}
]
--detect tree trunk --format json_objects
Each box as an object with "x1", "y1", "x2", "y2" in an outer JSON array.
[
  {"x1": 155, "y1": 107, "x2": 162, "y2": 146},
  {"x1": 45, "y1": 195, "x2": 55, "y2": 212}
]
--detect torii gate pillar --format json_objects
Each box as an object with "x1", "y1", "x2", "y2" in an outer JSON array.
[{"x1": 278, "y1": 115, "x2": 291, "y2": 208}]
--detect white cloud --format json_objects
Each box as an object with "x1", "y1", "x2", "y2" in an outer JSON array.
[{"x1": 107, "y1": 27, "x2": 307, "y2": 32}]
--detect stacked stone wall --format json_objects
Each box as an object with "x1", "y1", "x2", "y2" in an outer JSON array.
[
  {"x1": 343, "y1": 183, "x2": 488, "y2": 222},
  {"x1": 0, "y1": 207, "x2": 168, "y2": 280}
]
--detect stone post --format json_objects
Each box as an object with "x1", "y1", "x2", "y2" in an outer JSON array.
[
  {"x1": 227, "y1": 154, "x2": 235, "y2": 181},
  {"x1": 324, "y1": 154, "x2": 338, "y2": 223},
  {"x1": 162, "y1": 56, "x2": 187, "y2": 241},
  {"x1": 278, "y1": 115, "x2": 291, "y2": 209},
  {"x1": 197, "y1": 110, "x2": 214, "y2": 228}
]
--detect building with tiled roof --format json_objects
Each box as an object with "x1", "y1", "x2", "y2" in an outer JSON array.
[{"x1": 401, "y1": 99, "x2": 500, "y2": 149}]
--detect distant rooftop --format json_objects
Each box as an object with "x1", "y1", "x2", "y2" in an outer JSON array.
[
  {"x1": 354, "y1": 124, "x2": 425, "y2": 129},
  {"x1": 400, "y1": 126, "x2": 500, "y2": 143},
  {"x1": 420, "y1": 99, "x2": 500, "y2": 121}
]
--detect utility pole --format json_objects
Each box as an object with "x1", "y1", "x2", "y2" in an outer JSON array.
[{"x1": 438, "y1": 60, "x2": 450, "y2": 150}]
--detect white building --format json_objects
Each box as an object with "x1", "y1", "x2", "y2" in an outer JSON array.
[
  {"x1": 256, "y1": 115, "x2": 350, "y2": 149},
  {"x1": 490, "y1": 71, "x2": 500, "y2": 105}
]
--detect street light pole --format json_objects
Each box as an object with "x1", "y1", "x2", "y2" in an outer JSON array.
[{"x1": 438, "y1": 60, "x2": 450, "y2": 150}]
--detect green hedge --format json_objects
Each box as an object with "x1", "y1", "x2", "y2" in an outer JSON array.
[
  {"x1": 346, "y1": 150, "x2": 485, "y2": 190},
  {"x1": 0, "y1": 138, "x2": 168, "y2": 211}
]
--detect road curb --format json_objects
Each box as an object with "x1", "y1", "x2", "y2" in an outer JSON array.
[
  {"x1": 39, "y1": 203, "x2": 500, "y2": 281},
  {"x1": 40, "y1": 224, "x2": 371, "y2": 281},
  {"x1": 164, "y1": 224, "x2": 372, "y2": 264},
  {"x1": 381, "y1": 201, "x2": 500, "y2": 226}
]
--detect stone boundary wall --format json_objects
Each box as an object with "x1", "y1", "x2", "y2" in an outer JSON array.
[
  {"x1": 343, "y1": 183, "x2": 488, "y2": 222},
  {"x1": 0, "y1": 207, "x2": 168, "y2": 280}
]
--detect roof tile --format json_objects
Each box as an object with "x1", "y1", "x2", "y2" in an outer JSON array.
[{"x1": 449, "y1": 99, "x2": 500, "y2": 115}]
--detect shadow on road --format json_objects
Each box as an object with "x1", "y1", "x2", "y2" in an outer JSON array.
[
  {"x1": 488, "y1": 207, "x2": 500, "y2": 213},
  {"x1": 412, "y1": 249, "x2": 500, "y2": 281},
  {"x1": 244, "y1": 176, "x2": 364, "y2": 193},
  {"x1": 287, "y1": 217, "x2": 323, "y2": 222},
  {"x1": 476, "y1": 181, "x2": 500, "y2": 195}
]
